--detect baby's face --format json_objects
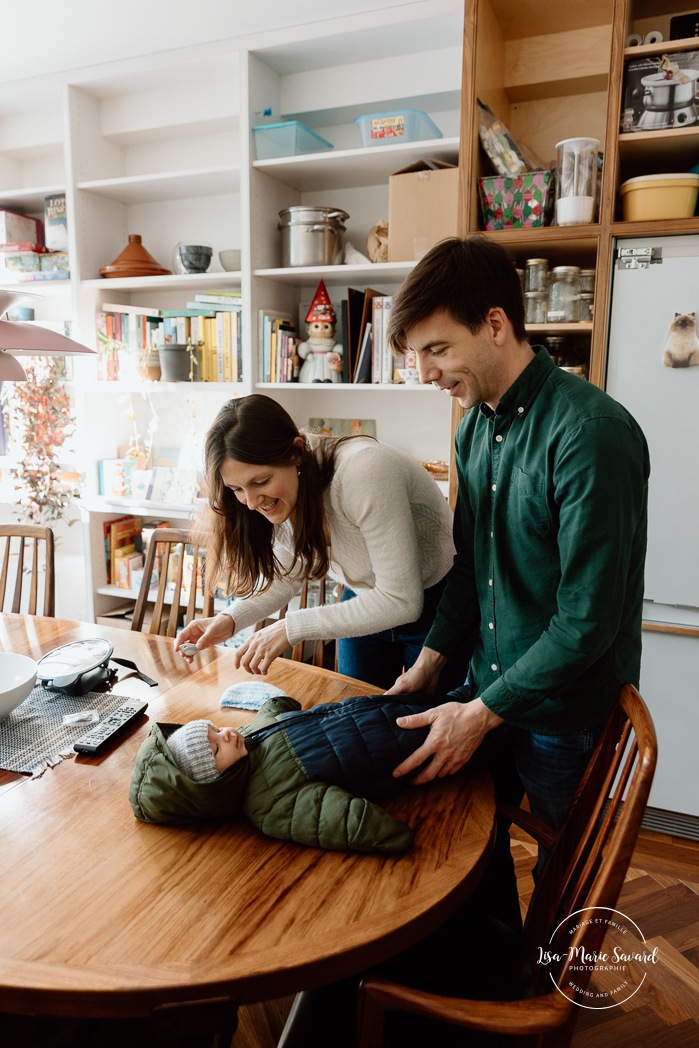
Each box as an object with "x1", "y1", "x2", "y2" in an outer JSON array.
[{"x1": 208, "y1": 724, "x2": 248, "y2": 772}]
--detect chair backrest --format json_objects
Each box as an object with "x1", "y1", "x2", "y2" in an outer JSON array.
[
  {"x1": 357, "y1": 685, "x2": 657, "y2": 1048},
  {"x1": 0, "y1": 524, "x2": 56, "y2": 616},
  {"x1": 254, "y1": 576, "x2": 343, "y2": 669},
  {"x1": 131, "y1": 527, "x2": 214, "y2": 637},
  {"x1": 523, "y1": 683, "x2": 657, "y2": 1042}
]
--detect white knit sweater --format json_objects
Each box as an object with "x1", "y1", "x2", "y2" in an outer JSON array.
[{"x1": 222, "y1": 437, "x2": 455, "y2": 644}]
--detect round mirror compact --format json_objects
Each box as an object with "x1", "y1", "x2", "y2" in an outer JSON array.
[{"x1": 37, "y1": 639, "x2": 114, "y2": 693}]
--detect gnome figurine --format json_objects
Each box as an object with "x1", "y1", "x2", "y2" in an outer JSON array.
[{"x1": 297, "y1": 280, "x2": 343, "y2": 383}]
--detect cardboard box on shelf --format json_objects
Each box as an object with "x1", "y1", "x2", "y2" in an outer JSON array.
[
  {"x1": 0, "y1": 210, "x2": 42, "y2": 246},
  {"x1": 388, "y1": 159, "x2": 459, "y2": 262}
]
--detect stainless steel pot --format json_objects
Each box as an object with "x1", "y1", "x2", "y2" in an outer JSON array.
[
  {"x1": 641, "y1": 69, "x2": 699, "y2": 109},
  {"x1": 278, "y1": 206, "x2": 349, "y2": 267}
]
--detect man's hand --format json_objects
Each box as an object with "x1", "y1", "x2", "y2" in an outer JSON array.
[
  {"x1": 234, "y1": 618, "x2": 291, "y2": 675},
  {"x1": 393, "y1": 698, "x2": 503, "y2": 784},
  {"x1": 385, "y1": 647, "x2": 446, "y2": 697}
]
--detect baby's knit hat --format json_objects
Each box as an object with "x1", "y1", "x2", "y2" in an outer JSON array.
[{"x1": 167, "y1": 719, "x2": 219, "y2": 783}]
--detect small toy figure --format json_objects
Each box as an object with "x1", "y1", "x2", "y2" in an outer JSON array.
[{"x1": 297, "y1": 280, "x2": 343, "y2": 383}]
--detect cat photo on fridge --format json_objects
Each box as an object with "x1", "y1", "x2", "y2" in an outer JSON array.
[{"x1": 661, "y1": 312, "x2": 699, "y2": 368}]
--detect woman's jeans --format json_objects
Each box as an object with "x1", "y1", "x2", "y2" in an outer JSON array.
[{"x1": 336, "y1": 578, "x2": 469, "y2": 695}]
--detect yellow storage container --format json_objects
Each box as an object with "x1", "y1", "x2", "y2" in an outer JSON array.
[{"x1": 619, "y1": 173, "x2": 699, "y2": 221}]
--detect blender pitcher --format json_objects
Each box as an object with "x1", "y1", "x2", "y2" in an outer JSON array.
[{"x1": 555, "y1": 137, "x2": 599, "y2": 225}]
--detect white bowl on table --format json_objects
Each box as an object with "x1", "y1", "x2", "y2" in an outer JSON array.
[{"x1": 0, "y1": 652, "x2": 38, "y2": 720}]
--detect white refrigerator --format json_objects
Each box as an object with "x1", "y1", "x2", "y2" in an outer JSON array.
[{"x1": 606, "y1": 234, "x2": 699, "y2": 834}]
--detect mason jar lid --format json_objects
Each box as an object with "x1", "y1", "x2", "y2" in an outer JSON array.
[
  {"x1": 525, "y1": 258, "x2": 549, "y2": 266},
  {"x1": 524, "y1": 290, "x2": 547, "y2": 297},
  {"x1": 551, "y1": 265, "x2": 581, "y2": 278}
]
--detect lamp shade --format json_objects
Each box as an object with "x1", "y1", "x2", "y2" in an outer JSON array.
[{"x1": 0, "y1": 288, "x2": 95, "y2": 381}]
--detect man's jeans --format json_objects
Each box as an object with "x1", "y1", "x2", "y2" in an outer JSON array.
[{"x1": 470, "y1": 717, "x2": 606, "y2": 931}]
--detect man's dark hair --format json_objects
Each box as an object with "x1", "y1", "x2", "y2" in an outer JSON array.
[{"x1": 387, "y1": 235, "x2": 527, "y2": 351}]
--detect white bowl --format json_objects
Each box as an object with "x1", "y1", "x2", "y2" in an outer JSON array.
[
  {"x1": 0, "y1": 652, "x2": 38, "y2": 720},
  {"x1": 219, "y1": 249, "x2": 241, "y2": 271}
]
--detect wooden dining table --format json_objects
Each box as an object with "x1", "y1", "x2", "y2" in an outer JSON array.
[{"x1": 0, "y1": 613, "x2": 495, "y2": 1025}]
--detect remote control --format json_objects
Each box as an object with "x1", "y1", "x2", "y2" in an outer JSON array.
[{"x1": 73, "y1": 699, "x2": 148, "y2": 754}]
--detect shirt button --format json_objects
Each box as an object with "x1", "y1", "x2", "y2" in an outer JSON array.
[
  {"x1": 495, "y1": 434, "x2": 503, "y2": 442},
  {"x1": 488, "y1": 622, "x2": 494, "y2": 629},
  {"x1": 517, "y1": 406, "x2": 524, "y2": 413},
  {"x1": 491, "y1": 483, "x2": 497, "y2": 491},
  {"x1": 491, "y1": 663, "x2": 498, "y2": 671},
  {"x1": 488, "y1": 578, "x2": 493, "y2": 586}
]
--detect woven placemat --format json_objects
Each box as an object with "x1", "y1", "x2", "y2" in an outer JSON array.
[{"x1": 0, "y1": 686, "x2": 142, "y2": 777}]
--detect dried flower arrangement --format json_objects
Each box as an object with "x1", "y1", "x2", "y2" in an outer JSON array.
[{"x1": 2, "y1": 357, "x2": 81, "y2": 524}]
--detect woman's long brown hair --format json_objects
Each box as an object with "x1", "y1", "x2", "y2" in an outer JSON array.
[{"x1": 204, "y1": 395, "x2": 364, "y2": 598}]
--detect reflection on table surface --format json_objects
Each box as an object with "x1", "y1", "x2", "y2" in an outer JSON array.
[{"x1": 0, "y1": 614, "x2": 495, "y2": 1019}]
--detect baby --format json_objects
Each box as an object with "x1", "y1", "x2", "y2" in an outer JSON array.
[{"x1": 129, "y1": 691, "x2": 448, "y2": 854}]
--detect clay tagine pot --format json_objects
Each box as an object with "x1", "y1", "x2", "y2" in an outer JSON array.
[{"x1": 100, "y1": 234, "x2": 171, "y2": 278}]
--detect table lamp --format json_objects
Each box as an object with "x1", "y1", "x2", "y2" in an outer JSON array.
[{"x1": 0, "y1": 288, "x2": 95, "y2": 381}]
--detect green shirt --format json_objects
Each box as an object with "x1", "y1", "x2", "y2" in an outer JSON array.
[{"x1": 426, "y1": 347, "x2": 650, "y2": 733}]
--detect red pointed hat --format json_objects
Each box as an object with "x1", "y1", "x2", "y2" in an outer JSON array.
[{"x1": 305, "y1": 280, "x2": 336, "y2": 325}]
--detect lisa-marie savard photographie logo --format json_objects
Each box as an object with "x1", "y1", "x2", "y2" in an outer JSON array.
[{"x1": 536, "y1": 906, "x2": 660, "y2": 1010}]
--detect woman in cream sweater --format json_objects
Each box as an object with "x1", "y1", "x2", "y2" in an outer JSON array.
[{"x1": 177, "y1": 395, "x2": 464, "y2": 691}]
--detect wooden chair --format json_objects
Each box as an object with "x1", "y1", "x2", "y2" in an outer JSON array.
[
  {"x1": 254, "y1": 576, "x2": 343, "y2": 670},
  {"x1": 357, "y1": 683, "x2": 658, "y2": 1048},
  {"x1": 131, "y1": 527, "x2": 214, "y2": 637},
  {"x1": 0, "y1": 524, "x2": 56, "y2": 616}
]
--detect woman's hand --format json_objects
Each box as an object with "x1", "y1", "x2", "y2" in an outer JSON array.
[
  {"x1": 234, "y1": 619, "x2": 291, "y2": 675},
  {"x1": 175, "y1": 613, "x2": 235, "y2": 660}
]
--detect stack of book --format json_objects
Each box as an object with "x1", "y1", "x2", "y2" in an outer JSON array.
[
  {"x1": 96, "y1": 290, "x2": 243, "y2": 383},
  {"x1": 258, "y1": 309, "x2": 298, "y2": 382}
]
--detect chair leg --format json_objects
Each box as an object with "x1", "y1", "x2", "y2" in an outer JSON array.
[{"x1": 357, "y1": 980, "x2": 385, "y2": 1048}]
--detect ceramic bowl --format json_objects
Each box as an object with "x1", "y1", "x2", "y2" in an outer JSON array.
[
  {"x1": 0, "y1": 652, "x2": 38, "y2": 720},
  {"x1": 176, "y1": 244, "x2": 213, "y2": 273},
  {"x1": 219, "y1": 249, "x2": 241, "y2": 271}
]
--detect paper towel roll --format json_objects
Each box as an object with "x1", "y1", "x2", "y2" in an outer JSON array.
[
  {"x1": 626, "y1": 33, "x2": 643, "y2": 46},
  {"x1": 644, "y1": 30, "x2": 663, "y2": 44}
]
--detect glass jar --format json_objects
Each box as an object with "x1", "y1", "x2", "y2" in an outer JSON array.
[
  {"x1": 580, "y1": 268, "x2": 596, "y2": 293},
  {"x1": 516, "y1": 268, "x2": 525, "y2": 292},
  {"x1": 525, "y1": 258, "x2": 549, "y2": 293},
  {"x1": 544, "y1": 335, "x2": 567, "y2": 365},
  {"x1": 579, "y1": 292, "x2": 595, "y2": 322},
  {"x1": 524, "y1": 291, "x2": 548, "y2": 324},
  {"x1": 547, "y1": 265, "x2": 581, "y2": 323}
]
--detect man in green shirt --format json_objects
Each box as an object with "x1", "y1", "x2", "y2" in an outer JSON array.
[{"x1": 386, "y1": 236, "x2": 649, "y2": 891}]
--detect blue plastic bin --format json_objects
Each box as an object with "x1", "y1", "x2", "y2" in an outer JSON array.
[
  {"x1": 252, "y1": 121, "x2": 334, "y2": 160},
  {"x1": 354, "y1": 109, "x2": 442, "y2": 147}
]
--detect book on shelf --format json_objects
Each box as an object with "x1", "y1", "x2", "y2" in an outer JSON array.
[
  {"x1": 44, "y1": 192, "x2": 68, "y2": 252},
  {"x1": 106, "y1": 516, "x2": 143, "y2": 586},
  {"x1": 371, "y1": 294, "x2": 397, "y2": 383},
  {"x1": 353, "y1": 322, "x2": 373, "y2": 384},
  {"x1": 0, "y1": 241, "x2": 46, "y2": 253},
  {"x1": 115, "y1": 547, "x2": 144, "y2": 589},
  {"x1": 345, "y1": 287, "x2": 365, "y2": 381},
  {"x1": 100, "y1": 302, "x2": 162, "y2": 317},
  {"x1": 195, "y1": 288, "x2": 242, "y2": 298},
  {"x1": 258, "y1": 308, "x2": 297, "y2": 383},
  {"x1": 17, "y1": 270, "x2": 70, "y2": 281},
  {"x1": 161, "y1": 307, "x2": 216, "y2": 317},
  {"x1": 98, "y1": 457, "x2": 136, "y2": 498}
]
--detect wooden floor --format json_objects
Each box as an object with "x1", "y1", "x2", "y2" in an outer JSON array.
[{"x1": 231, "y1": 827, "x2": 699, "y2": 1048}]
